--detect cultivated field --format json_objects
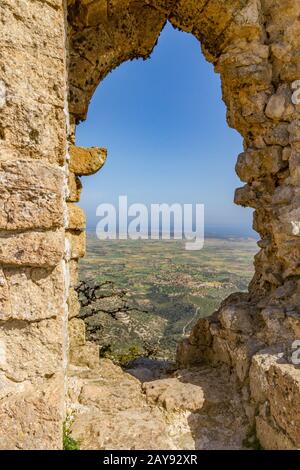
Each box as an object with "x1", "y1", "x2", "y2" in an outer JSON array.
[{"x1": 79, "y1": 234, "x2": 258, "y2": 361}]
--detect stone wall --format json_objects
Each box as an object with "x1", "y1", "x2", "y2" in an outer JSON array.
[
  {"x1": 0, "y1": 0, "x2": 69, "y2": 449},
  {"x1": 1, "y1": 0, "x2": 300, "y2": 449}
]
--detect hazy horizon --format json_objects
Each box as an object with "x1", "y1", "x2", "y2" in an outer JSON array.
[{"x1": 85, "y1": 226, "x2": 258, "y2": 239}]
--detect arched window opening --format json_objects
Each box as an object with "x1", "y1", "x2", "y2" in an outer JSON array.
[{"x1": 75, "y1": 23, "x2": 257, "y2": 367}]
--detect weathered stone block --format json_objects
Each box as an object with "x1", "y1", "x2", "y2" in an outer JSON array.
[
  {"x1": 234, "y1": 184, "x2": 258, "y2": 208},
  {"x1": 256, "y1": 416, "x2": 296, "y2": 450},
  {"x1": 212, "y1": 336, "x2": 232, "y2": 365},
  {"x1": 0, "y1": 268, "x2": 10, "y2": 320},
  {"x1": 67, "y1": 172, "x2": 82, "y2": 202},
  {"x1": 271, "y1": 185, "x2": 294, "y2": 205},
  {"x1": 0, "y1": 230, "x2": 64, "y2": 267},
  {"x1": 69, "y1": 342, "x2": 100, "y2": 369},
  {"x1": 66, "y1": 230, "x2": 86, "y2": 260},
  {"x1": 69, "y1": 318, "x2": 86, "y2": 350},
  {"x1": 249, "y1": 348, "x2": 281, "y2": 404},
  {"x1": 0, "y1": 160, "x2": 64, "y2": 230},
  {"x1": 264, "y1": 122, "x2": 290, "y2": 147},
  {"x1": 288, "y1": 121, "x2": 300, "y2": 143},
  {"x1": 258, "y1": 307, "x2": 290, "y2": 344},
  {"x1": 232, "y1": 343, "x2": 254, "y2": 383},
  {"x1": 69, "y1": 145, "x2": 107, "y2": 176},
  {"x1": 1, "y1": 1, "x2": 65, "y2": 66},
  {"x1": 143, "y1": 377, "x2": 205, "y2": 412},
  {"x1": 176, "y1": 338, "x2": 206, "y2": 367},
  {"x1": 0, "y1": 0, "x2": 67, "y2": 164},
  {"x1": 0, "y1": 264, "x2": 64, "y2": 322},
  {"x1": 265, "y1": 94, "x2": 286, "y2": 120},
  {"x1": 219, "y1": 305, "x2": 253, "y2": 334},
  {"x1": 68, "y1": 288, "x2": 81, "y2": 319},
  {"x1": 268, "y1": 362, "x2": 300, "y2": 446},
  {"x1": 0, "y1": 376, "x2": 64, "y2": 450},
  {"x1": 285, "y1": 311, "x2": 300, "y2": 337},
  {"x1": 67, "y1": 203, "x2": 86, "y2": 231},
  {"x1": 236, "y1": 147, "x2": 284, "y2": 183},
  {"x1": 0, "y1": 318, "x2": 64, "y2": 382},
  {"x1": 68, "y1": 259, "x2": 79, "y2": 287}
]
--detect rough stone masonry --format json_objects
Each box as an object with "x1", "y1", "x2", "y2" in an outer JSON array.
[{"x1": 0, "y1": 0, "x2": 300, "y2": 449}]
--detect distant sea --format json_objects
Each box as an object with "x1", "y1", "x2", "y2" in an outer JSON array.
[{"x1": 86, "y1": 225, "x2": 258, "y2": 240}]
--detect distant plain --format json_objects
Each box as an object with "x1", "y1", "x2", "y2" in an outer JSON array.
[{"x1": 79, "y1": 233, "x2": 258, "y2": 360}]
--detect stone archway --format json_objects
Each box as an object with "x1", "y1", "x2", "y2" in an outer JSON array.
[{"x1": 0, "y1": 0, "x2": 300, "y2": 450}]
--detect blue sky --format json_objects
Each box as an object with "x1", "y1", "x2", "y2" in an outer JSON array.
[{"x1": 77, "y1": 22, "x2": 254, "y2": 237}]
